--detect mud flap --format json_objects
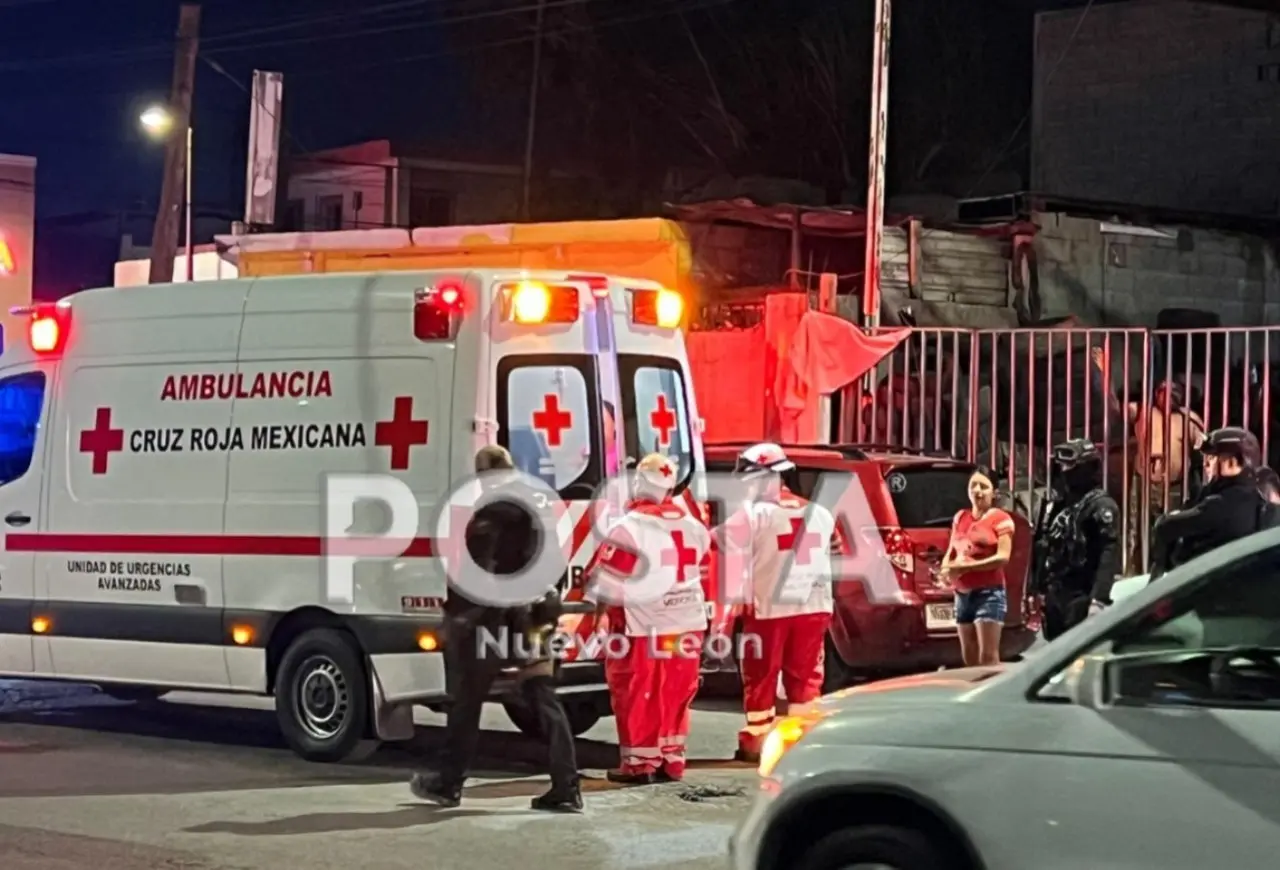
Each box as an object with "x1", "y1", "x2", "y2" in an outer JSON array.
[{"x1": 369, "y1": 665, "x2": 415, "y2": 743}]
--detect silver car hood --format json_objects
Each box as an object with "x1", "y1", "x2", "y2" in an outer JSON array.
[{"x1": 812, "y1": 665, "x2": 1007, "y2": 712}]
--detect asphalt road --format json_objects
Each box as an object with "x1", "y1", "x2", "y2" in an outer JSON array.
[{"x1": 0, "y1": 681, "x2": 757, "y2": 870}]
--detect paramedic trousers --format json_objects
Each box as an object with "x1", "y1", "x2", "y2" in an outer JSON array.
[
  {"x1": 605, "y1": 632, "x2": 704, "y2": 778},
  {"x1": 738, "y1": 612, "x2": 830, "y2": 755},
  {"x1": 435, "y1": 629, "x2": 577, "y2": 792}
]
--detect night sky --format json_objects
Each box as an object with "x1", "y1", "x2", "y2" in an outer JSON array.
[
  {"x1": 2, "y1": 0, "x2": 1039, "y2": 293},
  {"x1": 2, "y1": 0, "x2": 473, "y2": 221}
]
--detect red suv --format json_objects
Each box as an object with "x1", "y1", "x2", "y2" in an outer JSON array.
[{"x1": 703, "y1": 443, "x2": 1036, "y2": 689}]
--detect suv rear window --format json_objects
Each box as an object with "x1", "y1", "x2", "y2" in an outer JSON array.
[{"x1": 884, "y1": 466, "x2": 973, "y2": 528}]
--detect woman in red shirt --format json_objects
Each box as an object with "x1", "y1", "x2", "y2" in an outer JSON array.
[{"x1": 940, "y1": 468, "x2": 1016, "y2": 667}]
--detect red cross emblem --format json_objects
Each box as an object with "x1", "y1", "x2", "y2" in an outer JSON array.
[
  {"x1": 649, "y1": 394, "x2": 677, "y2": 446},
  {"x1": 777, "y1": 517, "x2": 824, "y2": 566},
  {"x1": 375, "y1": 396, "x2": 429, "y2": 471},
  {"x1": 532, "y1": 394, "x2": 573, "y2": 447},
  {"x1": 79, "y1": 407, "x2": 124, "y2": 475},
  {"x1": 661, "y1": 530, "x2": 699, "y2": 582}
]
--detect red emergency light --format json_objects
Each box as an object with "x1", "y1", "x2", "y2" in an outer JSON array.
[
  {"x1": 566, "y1": 273, "x2": 610, "y2": 299},
  {"x1": 414, "y1": 280, "x2": 466, "y2": 340},
  {"x1": 12, "y1": 302, "x2": 72, "y2": 355},
  {"x1": 631, "y1": 288, "x2": 683, "y2": 328},
  {"x1": 499, "y1": 281, "x2": 579, "y2": 324}
]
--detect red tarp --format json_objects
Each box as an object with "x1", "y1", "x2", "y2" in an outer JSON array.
[
  {"x1": 777, "y1": 312, "x2": 911, "y2": 443},
  {"x1": 687, "y1": 296, "x2": 910, "y2": 444}
]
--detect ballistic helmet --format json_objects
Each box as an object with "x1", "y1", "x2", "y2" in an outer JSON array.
[
  {"x1": 1051, "y1": 438, "x2": 1101, "y2": 470},
  {"x1": 1200, "y1": 427, "x2": 1260, "y2": 466}
]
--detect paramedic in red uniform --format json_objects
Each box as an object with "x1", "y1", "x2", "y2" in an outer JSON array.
[
  {"x1": 726, "y1": 443, "x2": 838, "y2": 764},
  {"x1": 586, "y1": 452, "x2": 710, "y2": 784},
  {"x1": 941, "y1": 468, "x2": 1015, "y2": 667}
]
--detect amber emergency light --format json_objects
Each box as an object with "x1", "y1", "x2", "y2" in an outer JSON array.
[
  {"x1": 500, "y1": 281, "x2": 580, "y2": 324},
  {"x1": 631, "y1": 288, "x2": 683, "y2": 328},
  {"x1": 12, "y1": 302, "x2": 71, "y2": 354}
]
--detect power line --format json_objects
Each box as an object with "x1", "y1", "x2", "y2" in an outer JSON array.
[
  {"x1": 203, "y1": 0, "x2": 472, "y2": 43},
  {"x1": 0, "y1": 0, "x2": 602, "y2": 72},
  {"x1": 963, "y1": 0, "x2": 1095, "y2": 199},
  {"x1": 292, "y1": 0, "x2": 736, "y2": 77}
]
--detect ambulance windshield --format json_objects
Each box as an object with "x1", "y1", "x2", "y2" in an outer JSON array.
[
  {"x1": 0, "y1": 371, "x2": 44, "y2": 487},
  {"x1": 497, "y1": 354, "x2": 604, "y2": 499},
  {"x1": 619, "y1": 355, "x2": 694, "y2": 491}
]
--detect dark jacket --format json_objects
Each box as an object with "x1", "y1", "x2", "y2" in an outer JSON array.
[
  {"x1": 1151, "y1": 469, "x2": 1266, "y2": 576},
  {"x1": 445, "y1": 492, "x2": 563, "y2": 669}
]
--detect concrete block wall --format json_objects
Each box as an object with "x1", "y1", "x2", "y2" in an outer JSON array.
[
  {"x1": 1033, "y1": 0, "x2": 1280, "y2": 217},
  {"x1": 1034, "y1": 210, "x2": 1280, "y2": 327}
]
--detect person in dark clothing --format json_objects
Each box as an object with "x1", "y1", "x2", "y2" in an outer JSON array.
[
  {"x1": 410, "y1": 445, "x2": 582, "y2": 812},
  {"x1": 1149, "y1": 427, "x2": 1270, "y2": 581},
  {"x1": 1258, "y1": 466, "x2": 1280, "y2": 506},
  {"x1": 1030, "y1": 439, "x2": 1122, "y2": 641}
]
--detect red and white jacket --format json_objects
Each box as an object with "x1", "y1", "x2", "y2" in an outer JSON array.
[
  {"x1": 583, "y1": 497, "x2": 711, "y2": 636},
  {"x1": 722, "y1": 488, "x2": 840, "y2": 620}
]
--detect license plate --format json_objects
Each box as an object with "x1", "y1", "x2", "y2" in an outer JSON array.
[{"x1": 925, "y1": 603, "x2": 956, "y2": 630}]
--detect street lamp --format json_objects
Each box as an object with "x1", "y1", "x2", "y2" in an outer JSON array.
[{"x1": 139, "y1": 104, "x2": 194, "y2": 282}]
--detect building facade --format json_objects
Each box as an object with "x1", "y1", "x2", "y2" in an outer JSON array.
[
  {"x1": 280, "y1": 140, "x2": 597, "y2": 232},
  {"x1": 1032, "y1": 0, "x2": 1280, "y2": 217},
  {"x1": 0, "y1": 154, "x2": 35, "y2": 340}
]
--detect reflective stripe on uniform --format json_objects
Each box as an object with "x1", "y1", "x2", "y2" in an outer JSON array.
[{"x1": 745, "y1": 708, "x2": 776, "y2": 725}]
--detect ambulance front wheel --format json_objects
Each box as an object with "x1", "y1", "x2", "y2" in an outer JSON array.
[
  {"x1": 503, "y1": 697, "x2": 602, "y2": 738},
  {"x1": 274, "y1": 628, "x2": 376, "y2": 763}
]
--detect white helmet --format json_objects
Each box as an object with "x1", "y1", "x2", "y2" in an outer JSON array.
[
  {"x1": 734, "y1": 442, "x2": 795, "y2": 480},
  {"x1": 634, "y1": 452, "x2": 678, "y2": 494}
]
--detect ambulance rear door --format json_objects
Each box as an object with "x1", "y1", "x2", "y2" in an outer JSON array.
[
  {"x1": 612, "y1": 282, "x2": 704, "y2": 502},
  {"x1": 486, "y1": 275, "x2": 622, "y2": 664},
  {"x1": 612, "y1": 282, "x2": 716, "y2": 626}
]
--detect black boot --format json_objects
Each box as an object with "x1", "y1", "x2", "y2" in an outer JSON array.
[
  {"x1": 409, "y1": 772, "x2": 462, "y2": 808},
  {"x1": 531, "y1": 782, "x2": 583, "y2": 813}
]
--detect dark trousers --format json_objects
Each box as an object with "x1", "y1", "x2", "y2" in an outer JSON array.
[
  {"x1": 436, "y1": 629, "x2": 578, "y2": 792},
  {"x1": 1042, "y1": 587, "x2": 1091, "y2": 642}
]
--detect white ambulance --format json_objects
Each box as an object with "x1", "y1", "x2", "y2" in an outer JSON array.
[{"x1": 0, "y1": 269, "x2": 705, "y2": 762}]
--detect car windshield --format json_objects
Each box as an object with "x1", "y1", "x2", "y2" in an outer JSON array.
[{"x1": 883, "y1": 466, "x2": 973, "y2": 528}]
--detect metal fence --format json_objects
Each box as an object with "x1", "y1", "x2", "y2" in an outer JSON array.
[{"x1": 843, "y1": 326, "x2": 1280, "y2": 574}]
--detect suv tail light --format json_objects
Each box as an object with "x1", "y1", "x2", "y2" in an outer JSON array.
[{"x1": 861, "y1": 526, "x2": 914, "y2": 574}]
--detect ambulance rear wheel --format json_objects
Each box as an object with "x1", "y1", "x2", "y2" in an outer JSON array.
[
  {"x1": 275, "y1": 628, "x2": 373, "y2": 763},
  {"x1": 503, "y1": 697, "x2": 602, "y2": 738}
]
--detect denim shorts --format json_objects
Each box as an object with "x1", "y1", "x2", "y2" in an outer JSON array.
[{"x1": 954, "y1": 587, "x2": 1007, "y2": 625}]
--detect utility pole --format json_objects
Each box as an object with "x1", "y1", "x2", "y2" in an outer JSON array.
[
  {"x1": 520, "y1": 0, "x2": 547, "y2": 222},
  {"x1": 149, "y1": 4, "x2": 200, "y2": 284},
  {"x1": 862, "y1": 0, "x2": 891, "y2": 328}
]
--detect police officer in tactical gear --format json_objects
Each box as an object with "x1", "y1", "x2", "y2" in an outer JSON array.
[
  {"x1": 1149, "y1": 426, "x2": 1271, "y2": 580},
  {"x1": 1030, "y1": 438, "x2": 1122, "y2": 641}
]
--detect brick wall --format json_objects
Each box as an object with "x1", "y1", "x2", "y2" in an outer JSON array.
[
  {"x1": 1034, "y1": 210, "x2": 1280, "y2": 327},
  {"x1": 1033, "y1": 0, "x2": 1280, "y2": 216}
]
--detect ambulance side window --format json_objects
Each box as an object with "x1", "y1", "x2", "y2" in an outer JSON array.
[
  {"x1": 497, "y1": 355, "x2": 602, "y2": 498},
  {"x1": 619, "y1": 355, "x2": 694, "y2": 490},
  {"x1": 0, "y1": 371, "x2": 45, "y2": 487}
]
